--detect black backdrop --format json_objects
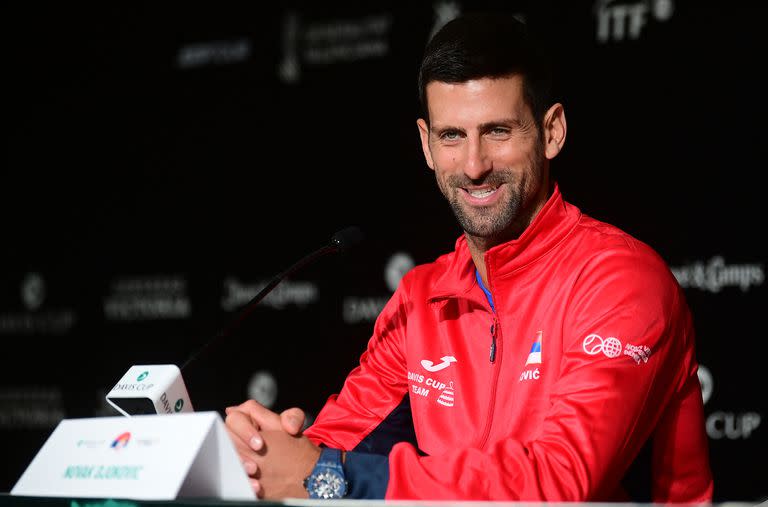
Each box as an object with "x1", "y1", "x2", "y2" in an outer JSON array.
[{"x1": 1, "y1": 2, "x2": 765, "y2": 502}]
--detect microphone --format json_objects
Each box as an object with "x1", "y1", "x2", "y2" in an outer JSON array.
[{"x1": 105, "y1": 226, "x2": 364, "y2": 417}]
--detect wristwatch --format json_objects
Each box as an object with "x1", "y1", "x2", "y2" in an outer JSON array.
[{"x1": 303, "y1": 447, "x2": 348, "y2": 499}]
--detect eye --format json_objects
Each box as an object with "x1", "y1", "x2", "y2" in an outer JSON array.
[
  {"x1": 438, "y1": 129, "x2": 462, "y2": 141},
  {"x1": 488, "y1": 126, "x2": 510, "y2": 136}
]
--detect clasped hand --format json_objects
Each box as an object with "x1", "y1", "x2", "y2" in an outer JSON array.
[{"x1": 224, "y1": 400, "x2": 321, "y2": 499}]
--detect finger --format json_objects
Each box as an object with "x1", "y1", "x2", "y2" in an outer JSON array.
[
  {"x1": 280, "y1": 407, "x2": 306, "y2": 435},
  {"x1": 242, "y1": 459, "x2": 257, "y2": 477},
  {"x1": 225, "y1": 426, "x2": 261, "y2": 465},
  {"x1": 226, "y1": 405, "x2": 259, "y2": 429},
  {"x1": 249, "y1": 478, "x2": 262, "y2": 497},
  {"x1": 231, "y1": 399, "x2": 283, "y2": 431},
  {"x1": 225, "y1": 410, "x2": 265, "y2": 451}
]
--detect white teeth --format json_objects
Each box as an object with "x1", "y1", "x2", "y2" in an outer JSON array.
[{"x1": 467, "y1": 187, "x2": 497, "y2": 198}]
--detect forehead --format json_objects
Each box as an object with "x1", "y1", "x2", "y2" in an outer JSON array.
[{"x1": 425, "y1": 75, "x2": 528, "y2": 125}]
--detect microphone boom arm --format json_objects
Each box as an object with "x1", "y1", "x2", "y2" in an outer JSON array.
[{"x1": 181, "y1": 242, "x2": 342, "y2": 371}]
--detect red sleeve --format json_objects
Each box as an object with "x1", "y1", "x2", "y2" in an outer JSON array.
[
  {"x1": 304, "y1": 282, "x2": 410, "y2": 449},
  {"x1": 385, "y1": 248, "x2": 713, "y2": 501}
]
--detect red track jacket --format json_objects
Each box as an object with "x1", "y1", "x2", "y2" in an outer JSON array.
[{"x1": 305, "y1": 185, "x2": 713, "y2": 502}]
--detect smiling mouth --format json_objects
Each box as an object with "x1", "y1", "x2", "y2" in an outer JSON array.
[{"x1": 463, "y1": 186, "x2": 500, "y2": 198}]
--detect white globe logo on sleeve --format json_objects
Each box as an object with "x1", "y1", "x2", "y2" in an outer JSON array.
[
  {"x1": 582, "y1": 334, "x2": 623, "y2": 358},
  {"x1": 602, "y1": 337, "x2": 622, "y2": 358}
]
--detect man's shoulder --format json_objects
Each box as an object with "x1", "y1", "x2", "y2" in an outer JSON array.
[
  {"x1": 574, "y1": 213, "x2": 666, "y2": 263},
  {"x1": 570, "y1": 213, "x2": 681, "y2": 293},
  {"x1": 399, "y1": 237, "x2": 468, "y2": 291}
]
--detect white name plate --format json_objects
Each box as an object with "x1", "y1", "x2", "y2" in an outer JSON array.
[{"x1": 11, "y1": 411, "x2": 255, "y2": 501}]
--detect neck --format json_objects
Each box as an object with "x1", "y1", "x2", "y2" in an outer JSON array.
[
  {"x1": 466, "y1": 236, "x2": 492, "y2": 287},
  {"x1": 466, "y1": 183, "x2": 553, "y2": 286}
]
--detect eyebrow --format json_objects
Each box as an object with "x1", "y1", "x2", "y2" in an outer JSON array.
[
  {"x1": 478, "y1": 118, "x2": 524, "y2": 130},
  {"x1": 430, "y1": 118, "x2": 523, "y2": 134}
]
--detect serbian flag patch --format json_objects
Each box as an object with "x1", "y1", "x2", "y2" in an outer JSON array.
[{"x1": 525, "y1": 331, "x2": 542, "y2": 365}]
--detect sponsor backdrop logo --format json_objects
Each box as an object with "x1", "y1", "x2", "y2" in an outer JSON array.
[
  {"x1": 177, "y1": 38, "x2": 252, "y2": 69},
  {"x1": 698, "y1": 364, "x2": 762, "y2": 440},
  {"x1": 0, "y1": 387, "x2": 64, "y2": 429},
  {"x1": 595, "y1": 0, "x2": 675, "y2": 43},
  {"x1": 279, "y1": 10, "x2": 393, "y2": 83},
  {"x1": 428, "y1": 1, "x2": 462, "y2": 40},
  {"x1": 671, "y1": 256, "x2": 765, "y2": 293},
  {"x1": 247, "y1": 371, "x2": 279, "y2": 409},
  {"x1": 103, "y1": 275, "x2": 191, "y2": 321},
  {"x1": 221, "y1": 277, "x2": 318, "y2": 312},
  {"x1": 21, "y1": 272, "x2": 46, "y2": 311},
  {"x1": 0, "y1": 272, "x2": 76, "y2": 335},
  {"x1": 343, "y1": 252, "x2": 415, "y2": 324}
]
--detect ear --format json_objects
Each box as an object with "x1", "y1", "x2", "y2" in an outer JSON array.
[
  {"x1": 542, "y1": 103, "x2": 567, "y2": 160},
  {"x1": 416, "y1": 118, "x2": 435, "y2": 170}
]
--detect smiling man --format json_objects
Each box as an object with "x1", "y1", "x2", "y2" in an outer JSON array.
[
  {"x1": 224, "y1": 11, "x2": 713, "y2": 502},
  {"x1": 417, "y1": 72, "x2": 561, "y2": 286}
]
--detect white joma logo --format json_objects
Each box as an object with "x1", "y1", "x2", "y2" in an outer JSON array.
[{"x1": 420, "y1": 356, "x2": 457, "y2": 372}]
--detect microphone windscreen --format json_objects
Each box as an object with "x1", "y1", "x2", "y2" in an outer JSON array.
[{"x1": 330, "y1": 226, "x2": 364, "y2": 253}]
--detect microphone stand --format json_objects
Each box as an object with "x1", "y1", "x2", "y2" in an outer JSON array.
[{"x1": 181, "y1": 242, "x2": 342, "y2": 372}]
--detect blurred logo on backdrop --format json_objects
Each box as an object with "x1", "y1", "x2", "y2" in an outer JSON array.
[
  {"x1": 221, "y1": 277, "x2": 318, "y2": 312},
  {"x1": 21, "y1": 272, "x2": 45, "y2": 310},
  {"x1": 343, "y1": 252, "x2": 415, "y2": 324},
  {"x1": 697, "y1": 364, "x2": 713, "y2": 405},
  {"x1": 247, "y1": 371, "x2": 278, "y2": 409},
  {"x1": 279, "y1": 9, "x2": 393, "y2": 84},
  {"x1": 0, "y1": 272, "x2": 76, "y2": 335},
  {"x1": 103, "y1": 275, "x2": 191, "y2": 322},
  {"x1": 594, "y1": 0, "x2": 675, "y2": 43},
  {"x1": 243, "y1": 370, "x2": 316, "y2": 431},
  {"x1": 0, "y1": 387, "x2": 64, "y2": 429},
  {"x1": 428, "y1": 2, "x2": 462, "y2": 40},
  {"x1": 177, "y1": 38, "x2": 252, "y2": 69},
  {"x1": 698, "y1": 364, "x2": 762, "y2": 440},
  {"x1": 671, "y1": 256, "x2": 765, "y2": 293}
]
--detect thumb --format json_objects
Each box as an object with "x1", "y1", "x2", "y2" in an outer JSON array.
[{"x1": 280, "y1": 407, "x2": 306, "y2": 435}]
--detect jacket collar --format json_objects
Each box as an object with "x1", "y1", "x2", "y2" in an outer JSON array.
[{"x1": 428, "y1": 184, "x2": 580, "y2": 303}]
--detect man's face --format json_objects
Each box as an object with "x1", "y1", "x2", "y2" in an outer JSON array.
[{"x1": 417, "y1": 75, "x2": 559, "y2": 244}]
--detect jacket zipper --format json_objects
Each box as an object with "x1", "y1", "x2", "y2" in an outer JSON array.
[
  {"x1": 478, "y1": 276, "x2": 502, "y2": 449},
  {"x1": 489, "y1": 319, "x2": 498, "y2": 363}
]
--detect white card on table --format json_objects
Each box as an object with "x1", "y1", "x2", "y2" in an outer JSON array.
[{"x1": 11, "y1": 411, "x2": 255, "y2": 501}]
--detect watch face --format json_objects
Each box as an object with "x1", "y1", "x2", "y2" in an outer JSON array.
[{"x1": 307, "y1": 470, "x2": 346, "y2": 499}]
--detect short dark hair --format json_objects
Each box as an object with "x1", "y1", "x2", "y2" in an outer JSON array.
[{"x1": 418, "y1": 11, "x2": 554, "y2": 127}]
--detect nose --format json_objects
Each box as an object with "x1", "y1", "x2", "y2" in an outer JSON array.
[{"x1": 464, "y1": 136, "x2": 492, "y2": 181}]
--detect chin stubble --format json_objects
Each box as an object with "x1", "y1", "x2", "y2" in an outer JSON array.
[{"x1": 438, "y1": 171, "x2": 523, "y2": 239}]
